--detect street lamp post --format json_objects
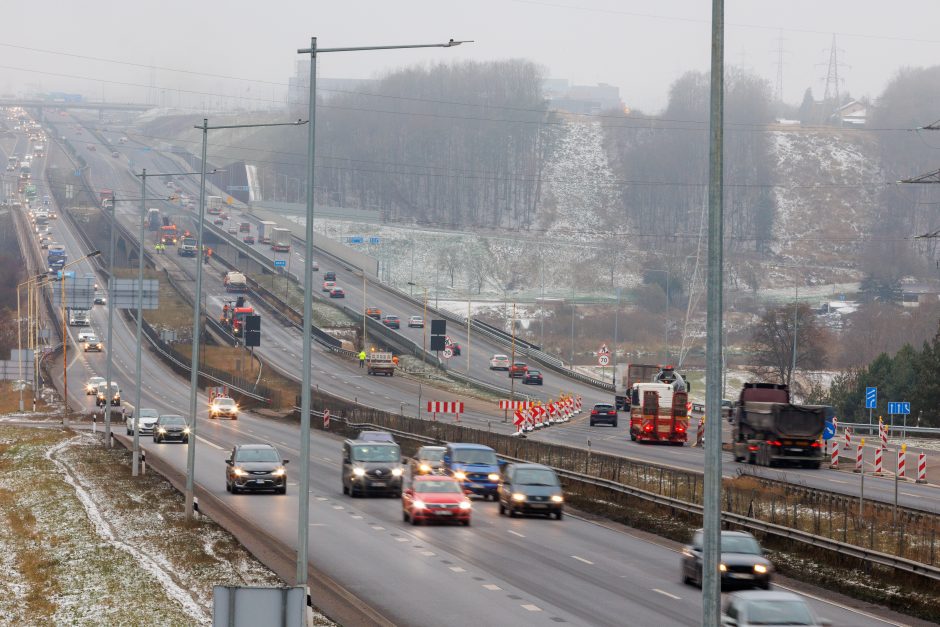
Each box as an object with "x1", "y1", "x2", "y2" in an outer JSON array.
[
  {"x1": 185, "y1": 119, "x2": 305, "y2": 522},
  {"x1": 295, "y1": 35, "x2": 470, "y2": 589},
  {"x1": 647, "y1": 269, "x2": 670, "y2": 361},
  {"x1": 54, "y1": 252, "x2": 101, "y2": 422},
  {"x1": 17, "y1": 273, "x2": 48, "y2": 412}
]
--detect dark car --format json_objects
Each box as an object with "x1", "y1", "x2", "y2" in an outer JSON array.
[
  {"x1": 508, "y1": 361, "x2": 528, "y2": 378},
  {"x1": 242, "y1": 235, "x2": 255, "y2": 244},
  {"x1": 225, "y1": 443, "x2": 288, "y2": 494},
  {"x1": 497, "y1": 463, "x2": 564, "y2": 519},
  {"x1": 213, "y1": 218, "x2": 224, "y2": 226},
  {"x1": 342, "y1": 439, "x2": 403, "y2": 497},
  {"x1": 682, "y1": 529, "x2": 773, "y2": 590},
  {"x1": 382, "y1": 315, "x2": 400, "y2": 329},
  {"x1": 323, "y1": 271, "x2": 336, "y2": 282},
  {"x1": 153, "y1": 414, "x2": 190, "y2": 444},
  {"x1": 329, "y1": 288, "x2": 345, "y2": 298},
  {"x1": 722, "y1": 591, "x2": 831, "y2": 627},
  {"x1": 590, "y1": 402, "x2": 618, "y2": 427},
  {"x1": 522, "y1": 369, "x2": 543, "y2": 385},
  {"x1": 411, "y1": 445, "x2": 446, "y2": 476}
]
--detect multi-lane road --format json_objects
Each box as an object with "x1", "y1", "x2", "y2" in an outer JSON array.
[{"x1": 3, "y1": 109, "x2": 921, "y2": 625}]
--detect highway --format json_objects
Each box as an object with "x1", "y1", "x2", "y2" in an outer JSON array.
[{"x1": 57, "y1": 110, "x2": 940, "y2": 515}]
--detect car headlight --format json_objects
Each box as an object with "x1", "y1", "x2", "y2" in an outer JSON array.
[
  {"x1": 551, "y1": 495, "x2": 564, "y2": 503},
  {"x1": 488, "y1": 473, "x2": 499, "y2": 481},
  {"x1": 232, "y1": 467, "x2": 245, "y2": 476},
  {"x1": 454, "y1": 471, "x2": 466, "y2": 480},
  {"x1": 719, "y1": 564, "x2": 727, "y2": 572},
  {"x1": 413, "y1": 499, "x2": 426, "y2": 510},
  {"x1": 391, "y1": 468, "x2": 403, "y2": 477},
  {"x1": 458, "y1": 501, "x2": 472, "y2": 510},
  {"x1": 272, "y1": 467, "x2": 285, "y2": 477},
  {"x1": 183, "y1": 427, "x2": 191, "y2": 434},
  {"x1": 210, "y1": 405, "x2": 219, "y2": 412},
  {"x1": 418, "y1": 464, "x2": 431, "y2": 473},
  {"x1": 754, "y1": 564, "x2": 768, "y2": 574},
  {"x1": 512, "y1": 493, "x2": 527, "y2": 502},
  {"x1": 158, "y1": 427, "x2": 167, "y2": 434},
  {"x1": 353, "y1": 467, "x2": 365, "y2": 477}
]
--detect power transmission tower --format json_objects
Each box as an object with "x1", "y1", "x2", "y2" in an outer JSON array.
[
  {"x1": 773, "y1": 30, "x2": 786, "y2": 103},
  {"x1": 821, "y1": 34, "x2": 847, "y2": 104}
]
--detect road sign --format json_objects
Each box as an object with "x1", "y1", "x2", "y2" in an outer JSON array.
[
  {"x1": 273, "y1": 259, "x2": 286, "y2": 267},
  {"x1": 109, "y1": 278, "x2": 159, "y2": 310},
  {"x1": 823, "y1": 421, "x2": 836, "y2": 440},
  {"x1": 598, "y1": 354, "x2": 610, "y2": 366},
  {"x1": 442, "y1": 348, "x2": 454, "y2": 359},
  {"x1": 227, "y1": 185, "x2": 249, "y2": 191},
  {"x1": 349, "y1": 236, "x2": 363, "y2": 244},
  {"x1": 12, "y1": 380, "x2": 27, "y2": 392},
  {"x1": 323, "y1": 409, "x2": 330, "y2": 429},
  {"x1": 598, "y1": 344, "x2": 609, "y2": 355},
  {"x1": 865, "y1": 387, "x2": 877, "y2": 409},
  {"x1": 888, "y1": 402, "x2": 911, "y2": 415},
  {"x1": 369, "y1": 236, "x2": 380, "y2": 244}
]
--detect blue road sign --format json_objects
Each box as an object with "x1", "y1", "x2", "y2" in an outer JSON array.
[
  {"x1": 865, "y1": 387, "x2": 877, "y2": 409},
  {"x1": 369, "y1": 236, "x2": 380, "y2": 244},
  {"x1": 888, "y1": 402, "x2": 911, "y2": 415},
  {"x1": 349, "y1": 236, "x2": 363, "y2": 244},
  {"x1": 74, "y1": 170, "x2": 82, "y2": 177},
  {"x1": 273, "y1": 259, "x2": 286, "y2": 267},
  {"x1": 822, "y1": 421, "x2": 836, "y2": 441},
  {"x1": 227, "y1": 185, "x2": 249, "y2": 191}
]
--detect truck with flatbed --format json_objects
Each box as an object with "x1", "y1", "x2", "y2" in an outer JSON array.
[
  {"x1": 366, "y1": 352, "x2": 396, "y2": 377},
  {"x1": 731, "y1": 383, "x2": 825, "y2": 468},
  {"x1": 625, "y1": 364, "x2": 691, "y2": 445}
]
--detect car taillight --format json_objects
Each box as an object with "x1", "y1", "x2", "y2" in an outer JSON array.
[
  {"x1": 810, "y1": 441, "x2": 821, "y2": 448},
  {"x1": 675, "y1": 424, "x2": 686, "y2": 433},
  {"x1": 643, "y1": 423, "x2": 654, "y2": 432},
  {"x1": 748, "y1": 445, "x2": 759, "y2": 451},
  {"x1": 591, "y1": 411, "x2": 598, "y2": 415},
  {"x1": 769, "y1": 440, "x2": 782, "y2": 447}
]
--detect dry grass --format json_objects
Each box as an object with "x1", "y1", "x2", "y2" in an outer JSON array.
[
  {"x1": 0, "y1": 382, "x2": 51, "y2": 413},
  {"x1": 114, "y1": 267, "x2": 194, "y2": 331},
  {"x1": 199, "y1": 345, "x2": 300, "y2": 409}
]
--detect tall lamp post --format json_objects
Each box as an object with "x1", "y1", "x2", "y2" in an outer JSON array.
[
  {"x1": 185, "y1": 119, "x2": 305, "y2": 522},
  {"x1": 295, "y1": 35, "x2": 470, "y2": 589},
  {"x1": 647, "y1": 269, "x2": 670, "y2": 361},
  {"x1": 55, "y1": 251, "x2": 102, "y2": 420},
  {"x1": 17, "y1": 273, "x2": 47, "y2": 411}
]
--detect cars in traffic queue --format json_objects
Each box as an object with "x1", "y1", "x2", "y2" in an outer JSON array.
[
  {"x1": 209, "y1": 396, "x2": 239, "y2": 420},
  {"x1": 77, "y1": 330, "x2": 96, "y2": 343},
  {"x1": 522, "y1": 369, "x2": 543, "y2": 385},
  {"x1": 407, "y1": 316, "x2": 423, "y2": 328},
  {"x1": 323, "y1": 271, "x2": 336, "y2": 282},
  {"x1": 94, "y1": 291, "x2": 107, "y2": 305},
  {"x1": 443, "y1": 443, "x2": 501, "y2": 500},
  {"x1": 365, "y1": 307, "x2": 382, "y2": 319},
  {"x1": 342, "y1": 439, "x2": 403, "y2": 497},
  {"x1": 722, "y1": 591, "x2": 831, "y2": 627},
  {"x1": 402, "y1": 476, "x2": 472, "y2": 526},
  {"x1": 410, "y1": 445, "x2": 446, "y2": 476},
  {"x1": 508, "y1": 361, "x2": 528, "y2": 378},
  {"x1": 95, "y1": 382, "x2": 120, "y2": 407},
  {"x1": 381, "y1": 314, "x2": 400, "y2": 329},
  {"x1": 682, "y1": 529, "x2": 773, "y2": 590},
  {"x1": 489, "y1": 354, "x2": 511, "y2": 370},
  {"x1": 311, "y1": 260, "x2": 319, "y2": 271},
  {"x1": 238, "y1": 222, "x2": 250, "y2": 233},
  {"x1": 225, "y1": 444, "x2": 288, "y2": 494},
  {"x1": 152, "y1": 414, "x2": 190, "y2": 444},
  {"x1": 590, "y1": 402, "x2": 618, "y2": 427},
  {"x1": 497, "y1": 463, "x2": 564, "y2": 519},
  {"x1": 126, "y1": 408, "x2": 159, "y2": 436},
  {"x1": 83, "y1": 335, "x2": 103, "y2": 352},
  {"x1": 321, "y1": 280, "x2": 336, "y2": 292},
  {"x1": 227, "y1": 226, "x2": 237, "y2": 235},
  {"x1": 111, "y1": 151, "x2": 119, "y2": 158},
  {"x1": 85, "y1": 376, "x2": 106, "y2": 395},
  {"x1": 329, "y1": 287, "x2": 345, "y2": 299},
  {"x1": 242, "y1": 234, "x2": 255, "y2": 244}
]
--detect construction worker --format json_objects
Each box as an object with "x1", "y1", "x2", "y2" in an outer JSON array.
[
  {"x1": 391, "y1": 355, "x2": 399, "y2": 367},
  {"x1": 358, "y1": 350, "x2": 366, "y2": 368}
]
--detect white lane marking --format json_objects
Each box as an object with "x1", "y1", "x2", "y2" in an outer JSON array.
[
  {"x1": 372, "y1": 526, "x2": 385, "y2": 531},
  {"x1": 482, "y1": 584, "x2": 501, "y2": 591},
  {"x1": 653, "y1": 588, "x2": 681, "y2": 600},
  {"x1": 315, "y1": 497, "x2": 327, "y2": 501},
  {"x1": 449, "y1": 566, "x2": 466, "y2": 573},
  {"x1": 773, "y1": 583, "x2": 906, "y2": 626},
  {"x1": 420, "y1": 550, "x2": 435, "y2": 557},
  {"x1": 571, "y1": 555, "x2": 594, "y2": 565},
  {"x1": 351, "y1": 515, "x2": 363, "y2": 519},
  {"x1": 197, "y1": 436, "x2": 223, "y2": 450},
  {"x1": 332, "y1": 505, "x2": 344, "y2": 510},
  {"x1": 521, "y1": 604, "x2": 542, "y2": 612},
  {"x1": 901, "y1": 492, "x2": 919, "y2": 497},
  {"x1": 309, "y1": 523, "x2": 327, "y2": 527},
  {"x1": 395, "y1": 537, "x2": 409, "y2": 542},
  {"x1": 828, "y1": 479, "x2": 848, "y2": 484},
  {"x1": 508, "y1": 530, "x2": 525, "y2": 538}
]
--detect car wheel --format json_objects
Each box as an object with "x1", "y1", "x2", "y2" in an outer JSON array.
[
  {"x1": 499, "y1": 502, "x2": 506, "y2": 515},
  {"x1": 590, "y1": 421, "x2": 595, "y2": 427},
  {"x1": 182, "y1": 437, "x2": 189, "y2": 444},
  {"x1": 758, "y1": 580, "x2": 770, "y2": 590},
  {"x1": 231, "y1": 483, "x2": 239, "y2": 494},
  {"x1": 630, "y1": 433, "x2": 637, "y2": 441},
  {"x1": 509, "y1": 507, "x2": 518, "y2": 518},
  {"x1": 411, "y1": 516, "x2": 421, "y2": 526},
  {"x1": 462, "y1": 519, "x2": 471, "y2": 527},
  {"x1": 403, "y1": 510, "x2": 409, "y2": 522},
  {"x1": 226, "y1": 480, "x2": 231, "y2": 493},
  {"x1": 342, "y1": 483, "x2": 349, "y2": 495},
  {"x1": 126, "y1": 427, "x2": 132, "y2": 435},
  {"x1": 555, "y1": 510, "x2": 563, "y2": 520},
  {"x1": 277, "y1": 485, "x2": 286, "y2": 495},
  {"x1": 612, "y1": 420, "x2": 618, "y2": 428},
  {"x1": 392, "y1": 491, "x2": 402, "y2": 499}
]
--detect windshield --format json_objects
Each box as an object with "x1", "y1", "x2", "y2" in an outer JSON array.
[
  {"x1": 415, "y1": 480, "x2": 462, "y2": 493},
  {"x1": 744, "y1": 600, "x2": 814, "y2": 625},
  {"x1": 721, "y1": 536, "x2": 762, "y2": 554},
  {"x1": 161, "y1": 415, "x2": 185, "y2": 425},
  {"x1": 139, "y1": 409, "x2": 158, "y2": 419},
  {"x1": 452, "y1": 449, "x2": 497, "y2": 465},
  {"x1": 419, "y1": 448, "x2": 445, "y2": 462},
  {"x1": 351, "y1": 445, "x2": 400, "y2": 463},
  {"x1": 215, "y1": 399, "x2": 236, "y2": 407},
  {"x1": 236, "y1": 448, "x2": 280, "y2": 463},
  {"x1": 514, "y1": 469, "x2": 559, "y2": 486}
]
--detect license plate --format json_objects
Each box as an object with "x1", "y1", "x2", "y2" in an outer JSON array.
[
  {"x1": 782, "y1": 440, "x2": 793, "y2": 445},
  {"x1": 529, "y1": 503, "x2": 547, "y2": 508},
  {"x1": 436, "y1": 510, "x2": 453, "y2": 516},
  {"x1": 730, "y1": 573, "x2": 753, "y2": 579},
  {"x1": 788, "y1": 448, "x2": 804, "y2": 453},
  {"x1": 469, "y1": 483, "x2": 482, "y2": 488},
  {"x1": 371, "y1": 481, "x2": 386, "y2": 487}
]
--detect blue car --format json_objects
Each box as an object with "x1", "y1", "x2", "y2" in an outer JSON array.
[{"x1": 443, "y1": 443, "x2": 501, "y2": 500}]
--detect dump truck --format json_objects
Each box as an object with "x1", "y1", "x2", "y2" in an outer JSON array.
[
  {"x1": 271, "y1": 228, "x2": 291, "y2": 252},
  {"x1": 207, "y1": 195, "x2": 223, "y2": 215},
  {"x1": 366, "y1": 352, "x2": 396, "y2": 377},
  {"x1": 731, "y1": 383, "x2": 826, "y2": 469},
  {"x1": 146, "y1": 208, "x2": 161, "y2": 231},
  {"x1": 257, "y1": 220, "x2": 277, "y2": 245},
  {"x1": 223, "y1": 271, "x2": 248, "y2": 293},
  {"x1": 177, "y1": 236, "x2": 197, "y2": 257}
]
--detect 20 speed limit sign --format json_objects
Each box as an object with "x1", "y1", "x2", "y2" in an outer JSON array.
[
  {"x1": 598, "y1": 354, "x2": 610, "y2": 366},
  {"x1": 442, "y1": 348, "x2": 454, "y2": 359}
]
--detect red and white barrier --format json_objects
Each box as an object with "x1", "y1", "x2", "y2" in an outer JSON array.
[
  {"x1": 843, "y1": 426, "x2": 852, "y2": 451},
  {"x1": 575, "y1": 396, "x2": 583, "y2": 413},
  {"x1": 853, "y1": 440, "x2": 864, "y2": 473},
  {"x1": 829, "y1": 439, "x2": 839, "y2": 469},
  {"x1": 499, "y1": 400, "x2": 533, "y2": 410},
  {"x1": 873, "y1": 447, "x2": 883, "y2": 476},
  {"x1": 916, "y1": 452, "x2": 927, "y2": 484},
  {"x1": 694, "y1": 417, "x2": 705, "y2": 447},
  {"x1": 427, "y1": 401, "x2": 464, "y2": 423},
  {"x1": 897, "y1": 445, "x2": 907, "y2": 479},
  {"x1": 879, "y1": 418, "x2": 888, "y2": 447}
]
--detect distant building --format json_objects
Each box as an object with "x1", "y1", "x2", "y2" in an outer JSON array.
[
  {"x1": 831, "y1": 100, "x2": 867, "y2": 127},
  {"x1": 287, "y1": 60, "x2": 376, "y2": 110},
  {"x1": 543, "y1": 79, "x2": 624, "y2": 115}
]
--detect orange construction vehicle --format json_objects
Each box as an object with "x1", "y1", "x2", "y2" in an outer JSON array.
[
  {"x1": 627, "y1": 365, "x2": 691, "y2": 445},
  {"x1": 220, "y1": 297, "x2": 254, "y2": 338},
  {"x1": 159, "y1": 217, "x2": 178, "y2": 245}
]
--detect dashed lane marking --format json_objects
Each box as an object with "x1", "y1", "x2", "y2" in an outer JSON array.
[
  {"x1": 372, "y1": 526, "x2": 385, "y2": 531},
  {"x1": 653, "y1": 588, "x2": 681, "y2": 600},
  {"x1": 571, "y1": 555, "x2": 594, "y2": 565},
  {"x1": 332, "y1": 505, "x2": 344, "y2": 510},
  {"x1": 197, "y1": 436, "x2": 224, "y2": 451},
  {"x1": 449, "y1": 566, "x2": 466, "y2": 573},
  {"x1": 828, "y1": 479, "x2": 848, "y2": 484},
  {"x1": 508, "y1": 530, "x2": 525, "y2": 538},
  {"x1": 395, "y1": 537, "x2": 408, "y2": 542},
  {"x1": 420, "y1": 550, "x2": 435, "y2": 557},
  {"x1": 351, "y1": 515, "x2": 363, "y2": 519},
  {"x1": 521, "y1": 604, "x2": 542, "y2": 612},
  {"x1": 482, "y1": 584, "x2": 501, "y2": 591}
]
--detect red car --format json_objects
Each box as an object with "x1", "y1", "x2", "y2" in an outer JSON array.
[
  {"x1": 402, "y1": 476, "x2": 472, "y2": 526},
  {"x1": 508, "y1": 361, "x2": 528, "y2": 378},
  {"x1": 329, "y1": 287, "x2": 345, "y2": 298}
]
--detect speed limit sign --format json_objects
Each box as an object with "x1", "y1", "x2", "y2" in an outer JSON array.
[
  {"x1": 442, "y1": 348, "x2": 454, "y2": 359},
  {"x1": 598, "y1": 354, "x2": 610, "y2": 366}
]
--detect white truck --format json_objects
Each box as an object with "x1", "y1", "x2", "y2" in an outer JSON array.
[
  {"x1": 223, "y1": 271, "x2": 248, "y2": 293},
  {"x1": 271, "y1": 228, "x2": 291, "y2": 252},
  {"x1": 257, "y1": 220, "x2": 277, "y2": 245},
  {"x1": 207, "y1": 195, "x2": 223, "y2": 215},
  {"x1": 68, "y1": 310, "x2": 90, "y2": 327},
  {"x1": 366, "y1": 352, "x2": 396, "y2": 377}
]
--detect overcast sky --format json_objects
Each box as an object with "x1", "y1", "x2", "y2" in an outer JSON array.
[{"x1": 3, "y1": 0, "x2": 939, "y2": 113}]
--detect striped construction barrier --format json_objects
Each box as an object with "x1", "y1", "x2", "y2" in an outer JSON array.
[
  {"x1": 898, "y1": 444, "x2": 907, "y2": 479},
  {"x1": 843, "y1": 426, "x2": 852, "y2": 451},
  {"x1": 853, "y1": 439, "x2": 864, "y2": 473},
  {"x1": 916, "y1": 452, "x2": 927, "y2": 484},
  {"x1": 873, "y1": 446, "x2": 883, "y2": 476},
  {"x1": 427, "y1": 401, "x2": 464, "y2": 423},
  {"x1": 829, "y1": 439, "x2": 839, "y2": 469}
]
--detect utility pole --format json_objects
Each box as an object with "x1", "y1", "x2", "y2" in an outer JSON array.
[
  {"x1": 510, "y1": 302, "x2": 517, "y2": 421},
  {"x1": 791, "y1": 283, "x2": 799, "y2": 388}
]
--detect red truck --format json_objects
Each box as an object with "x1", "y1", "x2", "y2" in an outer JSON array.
[{"x1": 623, "y1": 365, "x2": 691, "y2": 445}]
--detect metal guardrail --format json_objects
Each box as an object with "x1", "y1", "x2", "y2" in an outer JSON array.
[
  {"x1": 314, "y1": 411, "x2": 940, "y2": 583},
  {"x1": 839, "y1": 422, "x2": 940, "y2": 437}
]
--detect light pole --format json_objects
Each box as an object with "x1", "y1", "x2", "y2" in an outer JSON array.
[
  {"x1": 17, "y1": 273, "x2": 47, "y2": 412},
  {"x1": 55, "y1": 251, "x2": 102, "y2": 420},
  {"x1": 185, "y1": 118, "x2": 306, "y2": 522},
  {"x1": 647, "y1": 269, "x2": 670, "y2": 361},
  {"x1": 295, "y1": 35, "x2": 469, "y2": 588},
  {"x1": 612, "y1": 287, "x2": 621, "y2": 387}
]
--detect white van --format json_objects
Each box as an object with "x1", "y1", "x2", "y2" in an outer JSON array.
[{"x1": 68, "y1": 310, "x2": 90, "y2": 327}]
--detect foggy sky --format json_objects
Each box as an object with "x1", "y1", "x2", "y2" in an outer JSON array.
[{"x1": 3, "y1": 0, "x2": 940, "y2": 113}]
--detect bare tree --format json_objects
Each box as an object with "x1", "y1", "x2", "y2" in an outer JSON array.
[{"x1": 748, "y1": 304, "x2": 830, "y2": 393}]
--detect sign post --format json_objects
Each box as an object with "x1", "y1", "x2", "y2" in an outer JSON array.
[
  {"x1": 888, "y1": 402, "x2": 911, "y2": 440},
  {"x1": 865, "y1": 387, "x2": 877, "y2": 426}
]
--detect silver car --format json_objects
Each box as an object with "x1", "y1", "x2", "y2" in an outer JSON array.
[
  {"x1": 722, "y1": 591, "x2": 831, "y2": 626},
  {"x1": 126, "y1": 408, "x2": 159, "y2": 436}
]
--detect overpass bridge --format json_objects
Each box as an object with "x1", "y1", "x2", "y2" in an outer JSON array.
[{"x1": 0, "y1": 99, "x2": 152, "y2": 112}]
